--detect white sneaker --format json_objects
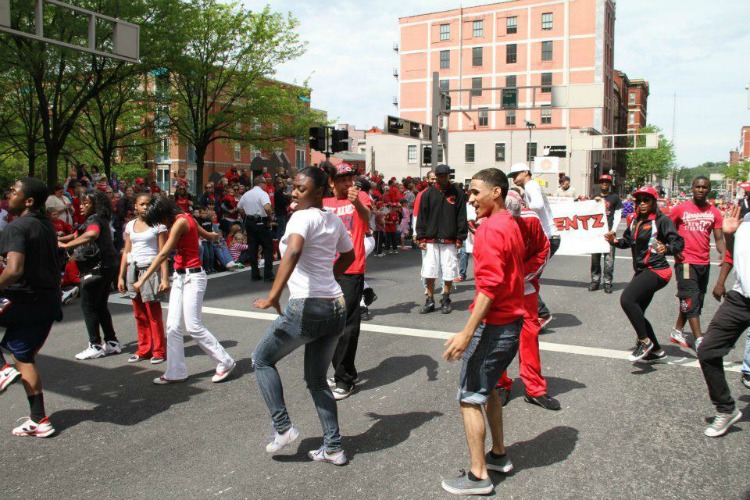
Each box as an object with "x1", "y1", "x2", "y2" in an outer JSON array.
[
  {"x1": 12, "y1": 416, "x2": 55, "y2": 438},
  {"x1": 211, "y1": 361, "x2": 236, "y2": 383},
  {"x1": 0, "y1": 365, "x2": 22, "y2": 393},
  {"x1": 266, "y1": 426, "x2": 300, "y2": 453},
  {"x1": 670, "y1": 328, "x2": 690, "y2": 348},
  {"x1": 693, "y1": 336, "x2": 704, "y2": 352},
  {"x1": 308, "y1": 446, "x2": 348, "y2": 466},
  {"x1": 103, "y1": 340, "x2": 122, "y2": 355},
  {"x1": 61, "y1": 286, "x2": 79, "y2": 305},
  {"x1": 226, "y1": 261, "x2": 239, "y2": 270},
  {"x1": 75, "y1": 344, "x2": 105, "y2": 360},
  {"x1": 704, "y1": 410, "x2": 743, "y2": 438}
]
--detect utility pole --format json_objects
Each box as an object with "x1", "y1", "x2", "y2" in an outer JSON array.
[{"x1": 431, "y1": 71, "x2": 440, "y2": 171}]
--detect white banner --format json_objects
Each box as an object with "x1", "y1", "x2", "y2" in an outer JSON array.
[{"x1": 549, "y1": 199, "x2": 610, "y2": 255}]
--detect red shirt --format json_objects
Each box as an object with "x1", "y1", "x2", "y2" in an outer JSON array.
[
  {"x1": 471, "y1": 210, "x2": 525, "y2": 325},
  {"x1": 384, "y1": 211, "x2": 399, "y2": 232},
  {"x1": 516, "y1": 210, "x2": 550, "y2": 295},
  {"x1": 52, "y1": 218, "x2": 73, "y2": 236},
  {"x1": 175, "y1": 196, "x2": 192, "y2": 214},
  {"x1": 413, "y1": 189, "x2": 426, "y2": 218},
  {"x1": 173, "y1": 214, "x2": 202, "y2": 270},
  {"x1": 323, "y1": 191, "x2": 373, "y2": 275},
  {"x1": 386, "y1": 188, "x2": 403, "y2": 204},
  {"x1": 669, "y1": 200, "x2": 722, "y2": 264}
]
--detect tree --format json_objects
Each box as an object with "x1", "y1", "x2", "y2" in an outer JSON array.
[
  {"x1": 0, "y1": 65, "x2": 45, "y2": 177},
  {"x1": 724, "y1": 160, "x2": 750, "y2": 183},
  {"x1": 163, "y1": 0, "x2": 313, "y2": 194},
  {"x1": 625, "y1": 124, "x2": 676, "y2": 185}
]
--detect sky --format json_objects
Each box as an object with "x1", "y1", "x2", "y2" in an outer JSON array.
[{"x1": 249, "y1": 0, "x2": 750, "y2": 168}]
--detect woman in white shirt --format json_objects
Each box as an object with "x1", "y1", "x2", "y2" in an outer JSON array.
[
  {"x1": 253, "y1": 167, "x2": 355, "y2": 466},
  {"x1": 117, "y1": 193, "x2": 169, "y2": 363}
]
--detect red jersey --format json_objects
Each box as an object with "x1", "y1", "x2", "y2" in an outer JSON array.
[
  {"x1": 173, "y1": 214, "x2": 202, "y2": 270},
  {"x1": 515, "y1": 210, "x2": 550, "y2": 295},
  {"x1": 384, "y1": 211, "x2": 399, "y2": 232},
  {"x1": 413, "y1": 189, "x2": 426, "y2": 218},
  {"x1": 323, "y1": 191, "x2": 372, "y2": 275},
  {"x1": 52, "y1": 218, "x2": 73, "y2": 236},
  {"x1": 386, "y1": 188, "x2": 403, "y2": 204},
  {"x1": 175, "y1": 196, "x2": 192, "y2": 214},
  {"x1": 471, "y1": 210, "x2": 525, "y2": 325},
  {"x1": 669, "y1": 200, "x2": 722, "y2": 265}
]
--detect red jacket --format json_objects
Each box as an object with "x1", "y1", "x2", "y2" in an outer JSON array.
[{"x1": 515, "y1": 209, "x2": 550, "y2": 295}]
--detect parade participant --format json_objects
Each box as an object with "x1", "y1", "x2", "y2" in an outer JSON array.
[
  {"x1": 441, "y1": 168, "x2": 524, "y2": 496},
  {"x1": 605, "y1": 186, "x2": 684, "y2": 362},
  {"x1": 237, "y1": 176, "x2": 274, "y2": 282},
  {"x1": 496, "y1": 189, "x2": 558, "y2": 410},
  {"x1": 590, "y1": 174, "x2": 623, "y2": 293},
  {"x1": 697, "y1": 205, "x2": 749, "y2": 437},
  {"x1": 416, "y1": 164, "x2": 468, "y2": 315},
  {"x1": 457, "y1": 200, "x2": 476, "y2": 282},
  {"x1": 669, "y1": 176, "x2": 726, "y2": 351},
  {"x1": 738, "y1": 182, "x2": 750, "y2": 218},
  {"x1": 253, "y1": 167, "x2": 355, "y2": 464},
  {"x1": 273, "y1": 177, "x2": 291, "y2": 239},
  {"x1": 398, "y1": 199, "x2": 411, "y2": 250},
  {"x1": 117, "y1": 193, "x2": 169, "y2": 364},
  {"x1": 59, "y1": 191, "x2": 122, "y2": 360},
  {"x1": 0, "y1": 178, "x2": 61, "y2": 437},
  {"x1": 508, "y1": 163, "x2": 560, "y2": 328},
  {"x1": 323, "y1": 163, "x2": 372, "y2": 400},
  {"x1": 384, "y1": 203, "x2": 400, "y2": 254},
  {"x1": 134, "y1": 197, "x2": 236, "y2": 384}
]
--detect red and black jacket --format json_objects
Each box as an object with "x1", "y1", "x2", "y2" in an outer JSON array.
[
  {"x1": 615, "y1": 211, "x2": 684, "y2": 273},
  {"x1": 415, "y1": 184, "x2": 468, "y2": 243}
]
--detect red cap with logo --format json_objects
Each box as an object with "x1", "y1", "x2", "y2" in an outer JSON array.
[
  {"x1": 633, "y1": 185, "x2": 658, "y2": 199},
  {"x1": 334, "y1": 163, "x2": 356, "y2": 178},
  {"x1": 599, "y1": 174, "x2": 613, "y2": 182}
]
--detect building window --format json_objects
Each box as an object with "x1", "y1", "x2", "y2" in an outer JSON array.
[
  {"x1": 187, "y1": 144, "x2": 196, "y2": 163},
  {"x1": 234, "y1": 143, "x2": 241, "y2": 161},
  {"x1": 506, "y1": 44, "x2": 517, "y2": 64},
  {"x1": 471, "y1": 77, "x2": 482, "y2": 97},
  {"x1": 541, "y1": 108, "x2": 552, "y2": 124},
  {"x1": 541, "y1": 41, "x2": 553, "y2": 61},
  {"x1": 629, "y1": 111, "x2": 635, "y2": 124},
  {"x1": 506, "y1": 109, "x2": 516, "y2": 126},
  {"x1": 439, "y1": 79, "x2": 449, "y2": 91},
  {"x1": 407, "y1": 144, "x2": 417, "y2": 163},
  {"x1": 472, "y1": 46, "x2": 483, "y2": 66},
  {"x1": 506, "y1": 75, "x2": 517, "y2": 88},
  {"x1": 541, "y1": 72, "x2": 552, "y2": 93},
  {"x1": 629, "y1": 92, "x2": 636, "y2": 104},
  {"x1": 506, "y1": 16, "x2": 517, "y2": 34},
  {"x1": 465, "y1": 144, "x2": 475, "y2": 163},
  {"x1": 295, "y1": 149, "x2": 306, "y2": 169},
  {"x1": 440, "y1": 24, "x2": 450, "y2": 41},
  {"x1": 478, "y1": 108, "x2": 488, "y2": 127},
  {"x1": 156, "y1": 137, "x2": 170, "y2": 163},
  {"x1": 527, "y1": 142, "x2": 537, "y2": 162},
  {"x1": 542, "y1": 12, "x2": 553, "y2": 30},
  {"x1": 473, "y1": 20, "x2": 483, "y2": 37},
  {"x1": 156, "y1": 167, "x2": 170, "y2": 192},
  {"x1": 440, "y1": 50, "x2": 450, "y2": 69},
  {"x1": 495, "y1": 143, "x2": 506, "y2": 162}
]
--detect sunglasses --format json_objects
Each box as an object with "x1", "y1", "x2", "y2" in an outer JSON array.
[{"x1": 634, "y1": 196, "x2": 652, "y2": 204}]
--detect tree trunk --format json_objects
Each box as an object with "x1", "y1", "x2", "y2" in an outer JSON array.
[
  {"x1": 196, "y1": 146, "x2": 206, "y2": 195},
  {"x1": 46, "y1": 149, "x2": 59, "y2": 187}
]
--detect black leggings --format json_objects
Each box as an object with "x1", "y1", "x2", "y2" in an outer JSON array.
[
  {"x1": 620, "y1": 269, "x2": 668, "y2": 349},
  {"x1": 80, "y1": 266, "x2": 118, "y2": 345}
]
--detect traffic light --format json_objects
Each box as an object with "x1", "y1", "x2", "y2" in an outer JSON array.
[
  {"x1": 440, "y1": 92, "x2": 452, "y2": 115},
  {"x1": 449, "y1": 168, "x2": 455, "y2": 181},
  {"x1": 309, "y1": 126, "x2": 326, "y2": 152},
  {"x1": 331, "y1": 129, "x2": 349, "y2": 153},
  {"x1": 423, "y1": 146, "x2": 432, "y2": 165}
]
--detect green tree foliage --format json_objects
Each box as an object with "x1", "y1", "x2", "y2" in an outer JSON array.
[
  {"x1": 724, "y1": 160, "x2": 750, "y2": 183},
  {"x1": 625, "y1": 124, "x2": 676, "y2": 185}
]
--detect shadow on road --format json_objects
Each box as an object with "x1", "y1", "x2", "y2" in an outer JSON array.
[
  {"x1": 272, "y1": 410, "x2": 443, "y2": 463},
  {"x1": 505, "y1": 376, "x2": 586, "y2": 403},
  {"x1": 355, "y1": 354, "x2": 440, "y2": 392},
  {"x1": 543, "y1": 313, "x2": 582, "y2": 331},
  {"x1": 370, "y1": 301, "x2": 421, "y2": 317}
]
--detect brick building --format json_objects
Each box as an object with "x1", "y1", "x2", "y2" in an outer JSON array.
[{"x1": 626, "y1": 78, "x2": 649, "y2": 133}]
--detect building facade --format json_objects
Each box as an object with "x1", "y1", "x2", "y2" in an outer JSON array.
[{"x1": 626, "y1": 78, "x2": 649, "y2": 133}]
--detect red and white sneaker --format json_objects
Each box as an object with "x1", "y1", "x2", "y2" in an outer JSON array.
[
  {"x1": 0, "y1": 364, "x2": 22, "y2": 393},
  {"x1": 12, "y1": 417, "x2": 55, "y2": 438},
  {"x1": 212, "y1": 361, "x2": 237, "y2": 383},
  {"x1": 539, "y1": 315, "x2": 554, "y2": 329}
]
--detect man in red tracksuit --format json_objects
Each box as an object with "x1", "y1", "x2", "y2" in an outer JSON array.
[{"x1": 496, "y1": 189, "x2": 560, "y2": 411}]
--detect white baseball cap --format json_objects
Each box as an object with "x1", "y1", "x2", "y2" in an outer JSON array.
[{"x1": 508, "y1": 163, "x2": 530, "y2": 176}]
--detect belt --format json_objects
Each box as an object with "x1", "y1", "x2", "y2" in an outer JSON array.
[{"x1": 175, "y1": 267, "x2": 203, "y2": 275}]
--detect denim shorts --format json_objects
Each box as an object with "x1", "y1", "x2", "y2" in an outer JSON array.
[
  {"x1": 457, "y1": 319, "x2": 521, "y2": 404},
  {"x1": 0, "y1": 294, "x2": 62, "y2": 364}
]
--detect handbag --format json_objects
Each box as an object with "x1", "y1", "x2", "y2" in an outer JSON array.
[{"x1": 72, "y1": 241, "x2": 101, "y2": 275}]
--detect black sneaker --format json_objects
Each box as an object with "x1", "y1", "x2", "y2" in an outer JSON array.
[
  {"x1": 440, "y1": 294, "x2": 452, "y2": 314},
  {"x1": 742, "y1": 373, "x2": 750, "y2": 390},
  {"x1": 628, "y1": 340, "x2": 653, "y2": 362},
  {"x1": 603, "y1": 284, "x2": 612, "y2": 294},
  {"x1": 524, "y1": 393, "x2": 561, "y2": 411},
  {"x1": 642, "y1": 349, "x2": 666, "y2": 363},
  {"x1": 361, "y1": 306, "x2": 371, "y2": 321},
  {"x1": 588, "y1": 282, "x2": 600, "y2": 291},
  {"x1": 420, "y1": 297, "x2": 435, "y2": 314},
  {"x1": 496, "y1": 387, "x2": 511, "y2": 407},
  {"x1": 363, "y1": 288, "x2": 378, "y2": 306}
]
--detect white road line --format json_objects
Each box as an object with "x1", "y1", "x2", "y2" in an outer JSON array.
[{"x1": 107, "y1": 297, "x2": 741, "y2": 373}]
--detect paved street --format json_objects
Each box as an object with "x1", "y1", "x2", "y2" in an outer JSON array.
[{"x1": 2, "y1": 249, "x2": 749, "y2": 500}]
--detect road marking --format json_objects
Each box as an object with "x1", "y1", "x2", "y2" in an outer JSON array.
[{"x1": 107, "y1": 297, "x2": 741, "y2": 373}]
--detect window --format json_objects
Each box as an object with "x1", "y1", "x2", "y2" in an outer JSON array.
[
  {"x1": 506, "y1": 16, "x2": 517, "y2": 34},
  {"x1": 465, "y1": 144, "x2": 475, "y2": 163},
  {"x1": 407, "y1": 144, "x2": 417, "y2": 163},
  {"x1": 478, "y1": 108, "x2": 488, "y2": 127},
  {"x1": 156, "y1": 137, "x2": 170, "y2": 163},
  {"x1": 542, "y1": 12, "x2": 553, "y2": 30},
  {"x1": 471, "y1": 77, "x2": 483, "y2": 97},
  {"x1": 295, "y1": 149, "x2": 306, "y2": 169},
  {"x1": 506, "y1": 109, "x2": 516, "y2": 125},
  {"x1": 527, "y1": 142, "x2": 537, "y2": 162},
  {"x1": 541, "y1": 72, "x2": 552, "y2": 93},
  {"x1": 440, "y1": 24, "x2": 450, "y2": 41},
  {"x1": 472, "y1": 46, "x2": 483, "y2": 66},
  {"x1": 541, "y1": 108, "x2": 552, "y2": 124},
  {"x1": 156, "y1": 167, "x2": 170, "y2": 193},
  {"x1": 506, "y1": 75, "x2": 517, "y2": 88},
  {"x1": 473, "y1": 20, "x2": 483, "y2": 37},
  {"x1": 541, "y1": 41, "x2": 553, "y2": 61},
  {"x1": 234, "y1": 143, "x2": 241, "y2": 161},
  {"x1": 439, "y1": 79, "x2": 449, "y2": 91},
  {"x1": 440, "y1": 50, "x2": 450, "y2": 69},
  {"x1": 629, "y1": 92, "x2": 636, "y2": 104},
  {"x1": 495, "y1": 143, "x2": 506, "y2": 162},
  {"x1": 506, "y1": 44, "x2": 517, "y2": 64},
  {"x1": 629, "y1": 111, "x2": 635, "y2": 124}
]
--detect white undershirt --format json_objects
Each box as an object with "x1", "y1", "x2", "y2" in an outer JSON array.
[{"x1": 125, "y1": 219, "x2": 167, "y2": 266}]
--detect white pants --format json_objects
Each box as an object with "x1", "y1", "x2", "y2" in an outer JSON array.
[
  {"x1": 420, "y1": 243, "x2": 458, "y2": 281},
  {"x1": 164, "y1": 271, "x2": 234, "y2": 380}
]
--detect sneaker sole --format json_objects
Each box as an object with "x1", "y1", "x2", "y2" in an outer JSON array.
[
  {"x1": 705, "y1": 412, "x2": 743, "y2": 438},
  {"x1": 0, "y1": 371, "x2": 22, "y2": 392},
  {"x1": 75, "y1": 352, "x2": 105, "y2": 360},
  {"x1": 669, "y1": 338, "x2": 690, "y2": 348},
  {"x1": 308, "y1": 451, "x2": 347, "y2": 466},
  {"x1": 441, "y1": 481, "x2": 493, "y2": 496},
  {"x1": 333, "y1": 389, "x2": 354, "y2": 401},
  {"x1": 13, "y1": 426, "x2": 55, "y2": 438},
  {"x1": 212, "y1": 363, "x2": 237, "y2": 383},
  {"x1": 486, "y1": 463, "x2": 514, "y2": 474}
]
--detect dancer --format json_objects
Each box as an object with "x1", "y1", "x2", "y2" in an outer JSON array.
[
  {"x1": 133, "y1": 197, "x2": 236, "y2": 384},
  {"x1": 605, "y1": 186, "x2": 684, "y2": 362},
  {"x1": 253, "y1": 167, "x2": 355, "y2": 465},
  {"x1": 0, "y1": 178, "x2": 62, "y2": 437},
  {"x1": 117, "y1": 193, "x2": 169, "y2": 364}
]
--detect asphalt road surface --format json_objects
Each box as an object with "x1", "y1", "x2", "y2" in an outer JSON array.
[{"x1": 2, "y1": 249, "x2": 749, "y2": 499}]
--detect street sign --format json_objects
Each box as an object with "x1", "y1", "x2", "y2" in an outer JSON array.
[
  {"x1": 545, "y1": 145, "x2": 567, "y2": 158},
  {"x1": 502, "y1": 88, "x2": 517, "y2": 109}
]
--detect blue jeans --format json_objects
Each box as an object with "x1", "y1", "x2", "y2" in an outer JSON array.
[
  {"x1": 253, "y1": 297, "x2": 347, "y2": 452},
  {"x1": 743, "y1": 329, "x2": 750, "y2": 376},
  {"x1": 213, "y1": 241, "x2": 233, "y2": 267},
  {"x1": 201, "y1": 241, "x2": 215, "y2": 272},
  {"x1": 458, "y1": 248, "x2": 471, "y2": 279}
]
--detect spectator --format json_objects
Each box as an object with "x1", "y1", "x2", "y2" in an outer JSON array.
[{"x1": 555, "y1": 176, "x2": 577, "y2": 198}]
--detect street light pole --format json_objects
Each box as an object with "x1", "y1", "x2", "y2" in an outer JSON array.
[{"x1": 526, "y1": 120, "x2": 536, "y2": 168}]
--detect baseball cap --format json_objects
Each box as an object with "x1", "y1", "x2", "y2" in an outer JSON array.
[
  {"x1": 434, "y1": 164, "x2": 451, "y2": 175},
  {"x1": 334, "y1": 163, "x2": 356, "y2": 178},
  {"x1": 135, "y1": 177, "x2": 145, "y2": 184},
  {"x1": 508, "y1": 163, "x2": 529, "y2": 176},
  {"x1": 633, "y1": 186, "x2": 658, "y2": 199},
  {"x1": 599, "y1": 174, "x2": 613, "y2": 182}
]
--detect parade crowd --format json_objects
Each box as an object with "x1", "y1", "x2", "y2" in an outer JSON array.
[{"x1": 1, "y1": 162, "x2": 749, "y2": 496}]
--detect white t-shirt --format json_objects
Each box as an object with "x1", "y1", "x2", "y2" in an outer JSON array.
[
  {"x1": 524, "y1": 179, "x2": 559, "y2": 238},
  {"x1": 280, "y1": 207, "x2": 354, "y2": 299},
  {"x1": 237, "y1": 187, "x2": 271, "y2": 217},
  {"x1": 732, "y1": 214, "x2": 750, "y2": 298},
  {"x1": 125, "y1": 219, "x2": 167, "y2": 266}
]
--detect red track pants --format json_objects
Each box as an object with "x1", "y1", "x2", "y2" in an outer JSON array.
[
  {"x1": 497, "y1": 292, "x2": 547, "y2": 397},
  {"x1": 132, "y1": 295, "x2": 166, "y2": 359}
]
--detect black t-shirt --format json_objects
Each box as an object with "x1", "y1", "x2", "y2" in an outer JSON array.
[
  {"x1": 602, "y1": 193, "x2": 623, "y2": 231},
  {"x1": 274, "y1": 188, "x2": 290, "y2": 216},
  {"x1": 195, "y1": 217, "x2": 213, "y2": 235},
  {"x1": 0, "y1": 212, "x2": 61, "y2": 297},
  {"x1": 79, "y1": 214, "x2": 118, "y2": 269}
]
